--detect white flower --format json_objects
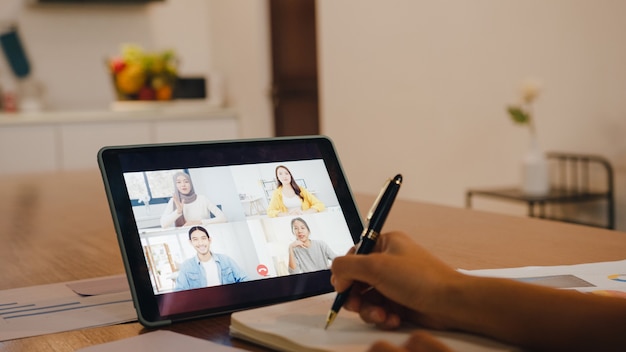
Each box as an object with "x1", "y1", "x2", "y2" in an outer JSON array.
[
  {"x1": 507, "y1": 77, "x2": 544, "y2": 135},
  {"x1": 520, "y1": 78, "x2": 542, "y2": 104}
]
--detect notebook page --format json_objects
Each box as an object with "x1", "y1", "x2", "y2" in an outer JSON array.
[{"x1": 230, "y1": 293, "x2": 519, "y2": 352}]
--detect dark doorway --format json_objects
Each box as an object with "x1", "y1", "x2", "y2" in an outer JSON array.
[{"x1": 269, "y1": 0, "x2": 319, "y2": 136}]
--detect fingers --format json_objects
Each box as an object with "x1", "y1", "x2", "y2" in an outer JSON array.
[
  {"x1": 331, "y1": 231, "x2": 410, "y2": 292},
  {"x1": 330, "y1": 232, "x2": 406, "y2": 297},
  {"x1": 332, "y1": 230, "x2": 458, "y2": 305},
  {"x1": 331, "y1": 231, "x2": 460, "y2": 333},
  {"x1": 367, "y1": 331, "x2": 453, "y2": 352},
  {"x1": 356, "y1": 289, "x2": 406, "y2": 329},
  {"x1": 331, "y1": 254, "x2": 385, "y2": 293},
  {"x1": 358, "y1": 303, "x2": 401, "y2": 330},
  {"x1": 367, "y1": 340, "x2": 404, "y2": 352},
  {"x1": 290, "y1": 240, "x2": 305, "y2": 248},
  {"x1": 403, "y1": 331, "x2": 453, "y2": 352}
]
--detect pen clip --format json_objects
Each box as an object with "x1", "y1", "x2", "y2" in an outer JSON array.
[{"x1": 366, "y1": 178, "x2": 391, "y2": 222}]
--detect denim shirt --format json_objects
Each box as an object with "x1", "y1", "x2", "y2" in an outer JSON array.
[{"x1": 175, "y1": 252, "x2": 248, "y2": 291}]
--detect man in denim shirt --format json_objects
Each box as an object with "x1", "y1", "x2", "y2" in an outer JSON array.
[{"x1": 175, "y1": 226, "x2": 248, "y2": 291}]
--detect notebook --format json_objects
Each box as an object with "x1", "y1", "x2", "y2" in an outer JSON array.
[
  {"x1": 230, "y1": 293, "x2": 520, "y2": 352},
  {"x1": 98, "y1": 136, "x2": 363, "y2": 327}
]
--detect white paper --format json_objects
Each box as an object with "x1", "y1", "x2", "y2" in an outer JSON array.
[
  {"x1": 460, "y1": 259, "x2": 626, "y2": 297},
  {"x1": 230, "y1": 293, "x2": 520, "y2": 352},
  {"x1": 66, "y1": 274, "x2": 129, "y2": 296},
  {"x1": 0, "y1": 276, "x2": 135, "y2": 341}
]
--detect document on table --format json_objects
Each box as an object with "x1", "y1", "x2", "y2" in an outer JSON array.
[
  {"x1": 230, "y1": 293, "x2": 520, "y2": 352},
  {"x1": 0, "y1": 275, "x2": 135, "y2": 341},
  {"x1": 460, "y1": 259, "x2": 626, "y2": 297}
]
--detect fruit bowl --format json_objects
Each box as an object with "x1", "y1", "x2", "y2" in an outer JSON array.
[{"x1": 108, "y1": 44, "x2": 177, "y2": 101}]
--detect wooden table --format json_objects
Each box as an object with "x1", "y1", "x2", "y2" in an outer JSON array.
[{"x1": 1, "y1": 171, "x2": 625, "y2": 351}]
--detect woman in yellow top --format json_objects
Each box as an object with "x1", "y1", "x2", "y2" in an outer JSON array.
[{"x1": 266, "y1": 165, "x2": 325, "y2": 217}]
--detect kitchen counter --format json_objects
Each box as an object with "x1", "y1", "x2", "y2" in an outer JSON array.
[
  {"x1": 0, "y1": 100, "x2": 236, "y2": 125},
  {"x1": 0, "y1": 102, "x2": 239, "y2": 174}
]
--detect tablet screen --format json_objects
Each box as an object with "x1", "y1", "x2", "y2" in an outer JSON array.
[{"x1": 98, "y1": 136, "x2": 363, "y2": 326}]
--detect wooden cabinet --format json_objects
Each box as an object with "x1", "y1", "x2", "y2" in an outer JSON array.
[{"x1": 0, "y1": 105, "x2": 238, "y2": 174}]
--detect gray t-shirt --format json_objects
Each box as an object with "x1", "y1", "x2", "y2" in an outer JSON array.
[{"x1": 289, "y1": 239, "x2": 337, "y2": 274}]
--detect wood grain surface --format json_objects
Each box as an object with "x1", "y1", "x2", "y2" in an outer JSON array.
[{"x1": 1, "y1": 170, "x2": 624, "y2": 351}]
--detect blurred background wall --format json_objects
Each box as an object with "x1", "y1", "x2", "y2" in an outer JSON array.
[{"x1": 6, "y1": 0, "x2": 625, "y2": 229}]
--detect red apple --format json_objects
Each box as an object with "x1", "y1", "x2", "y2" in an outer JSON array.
[
  {"x1": 138, "y1": 86, "x2": 156, "y2": 100},
  {"x1": 110, "y1": 57, "x2": 126, "y2": 74}
]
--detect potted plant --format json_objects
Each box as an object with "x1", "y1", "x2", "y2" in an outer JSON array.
[{"x1": 507, "y1": 79, "x2": 549, "y2": 196}]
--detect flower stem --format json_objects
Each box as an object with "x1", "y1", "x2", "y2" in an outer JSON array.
[{"x1": 526, "y1": 103, "x2": 536, "y2": 135}]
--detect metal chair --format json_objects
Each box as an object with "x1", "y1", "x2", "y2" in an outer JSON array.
[{"x1": 544, "y1": 152, "x2": 614, "y2": 229}]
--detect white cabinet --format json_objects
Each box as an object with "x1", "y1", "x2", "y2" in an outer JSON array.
[
  {"x1": 59, "y1": 121, "x2": 152, "y2": 170},
  {"x1": 0, "y1": 105, "x2": 238, "y2": 174},
  {"x1": 0, "y1": 125, "x2": 58, "y2": 174}
]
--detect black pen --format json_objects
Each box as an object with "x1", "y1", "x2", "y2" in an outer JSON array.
[{"x1": 324, "y1": 173, "x2": 403, "y2": 329}]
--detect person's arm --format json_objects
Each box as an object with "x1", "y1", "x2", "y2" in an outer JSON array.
[
  {"x1": 444, "y1": 274, "x2": 626, "y2": 351},
  {"x1": 174, "y1": 264, "x2": 189, "y2": 291},
  {"x1": 160, "y1": 198, "x2": 180, "y2": 228},
  {"x1": 326, "y1": 241, "x2": 338, "y2": 261},
  {"x1": 219, "y1": 254, "x2": 248, "y2": 282},
  {"x1": 300, "y1": 187, "x2": 325, "y2": 213},
  {"x1": 266, "y1": 188, "x2": 286, "y2": 217},
  {"x1": 202, "y1": 197, "x2": 227, "y2": 224},
  {"x1": 228, "y1": 256, "x2": 248, "y2": 282},
  {"x1": 288, "y1": 240, "x2": 302, "y2": 273},
  {"x1": 320, "y1": 240, "x2": 338, "y2": 262},
  {"x1": 330, "y1": 231, "x2": 626, "y2": 352}
]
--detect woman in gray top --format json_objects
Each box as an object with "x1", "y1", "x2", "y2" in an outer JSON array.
[{"x1": 288, "y1": 217, "x2": 337, "y2": 274}]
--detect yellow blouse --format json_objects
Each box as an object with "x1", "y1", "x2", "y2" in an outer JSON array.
[{"x1": 266, "y1": 186, "x2": 325, "y2": 217}]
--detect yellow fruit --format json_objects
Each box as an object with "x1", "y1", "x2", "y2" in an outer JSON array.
[
  {"x1": 151, "y1": 76, "x2": 165, "y2": 89},
  {"x1": 151, "y1": 57, "x2": 165, "y2": 74},
  {"x1": 115, "y1": 64, "x2": 145, "y2": 95}
]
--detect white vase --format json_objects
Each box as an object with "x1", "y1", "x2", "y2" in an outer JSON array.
[{"x1": 521, "y1": 134, "x2": 549, "y2": 196}]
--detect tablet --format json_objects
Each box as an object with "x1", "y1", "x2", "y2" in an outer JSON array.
[{"x1": 98, "y1": 136, "x2": 363, "y2": 327}]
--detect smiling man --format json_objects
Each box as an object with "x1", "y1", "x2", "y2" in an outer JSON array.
[{"x1": 174, "y1": 226, "x2": 248, "y2": 291}]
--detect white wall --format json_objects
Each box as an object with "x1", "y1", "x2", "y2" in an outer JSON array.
[
  {"x1": 17, "y1": 3, "x2": 153, "y2": 110},
  {"x1": 8, "y1": 1, "x2": 625, "y2": 230},
  {"x1": 8, "y1": 0, "x2": 272, "y2": 138},
  {"x1": 207, "y1": 0, "x2": 273, "y2": 138},
  {"x1": 317, "y1": 0, "x2": 626, "y2": 230}
]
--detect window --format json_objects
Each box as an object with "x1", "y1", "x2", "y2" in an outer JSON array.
[{"x1": 124, "y1": 169, "x2": 184, "y2": 206}]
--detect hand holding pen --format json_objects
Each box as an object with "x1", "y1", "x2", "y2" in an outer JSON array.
[{"x1": 325, "y1": 173, "x2": 402, "y2": 329}]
